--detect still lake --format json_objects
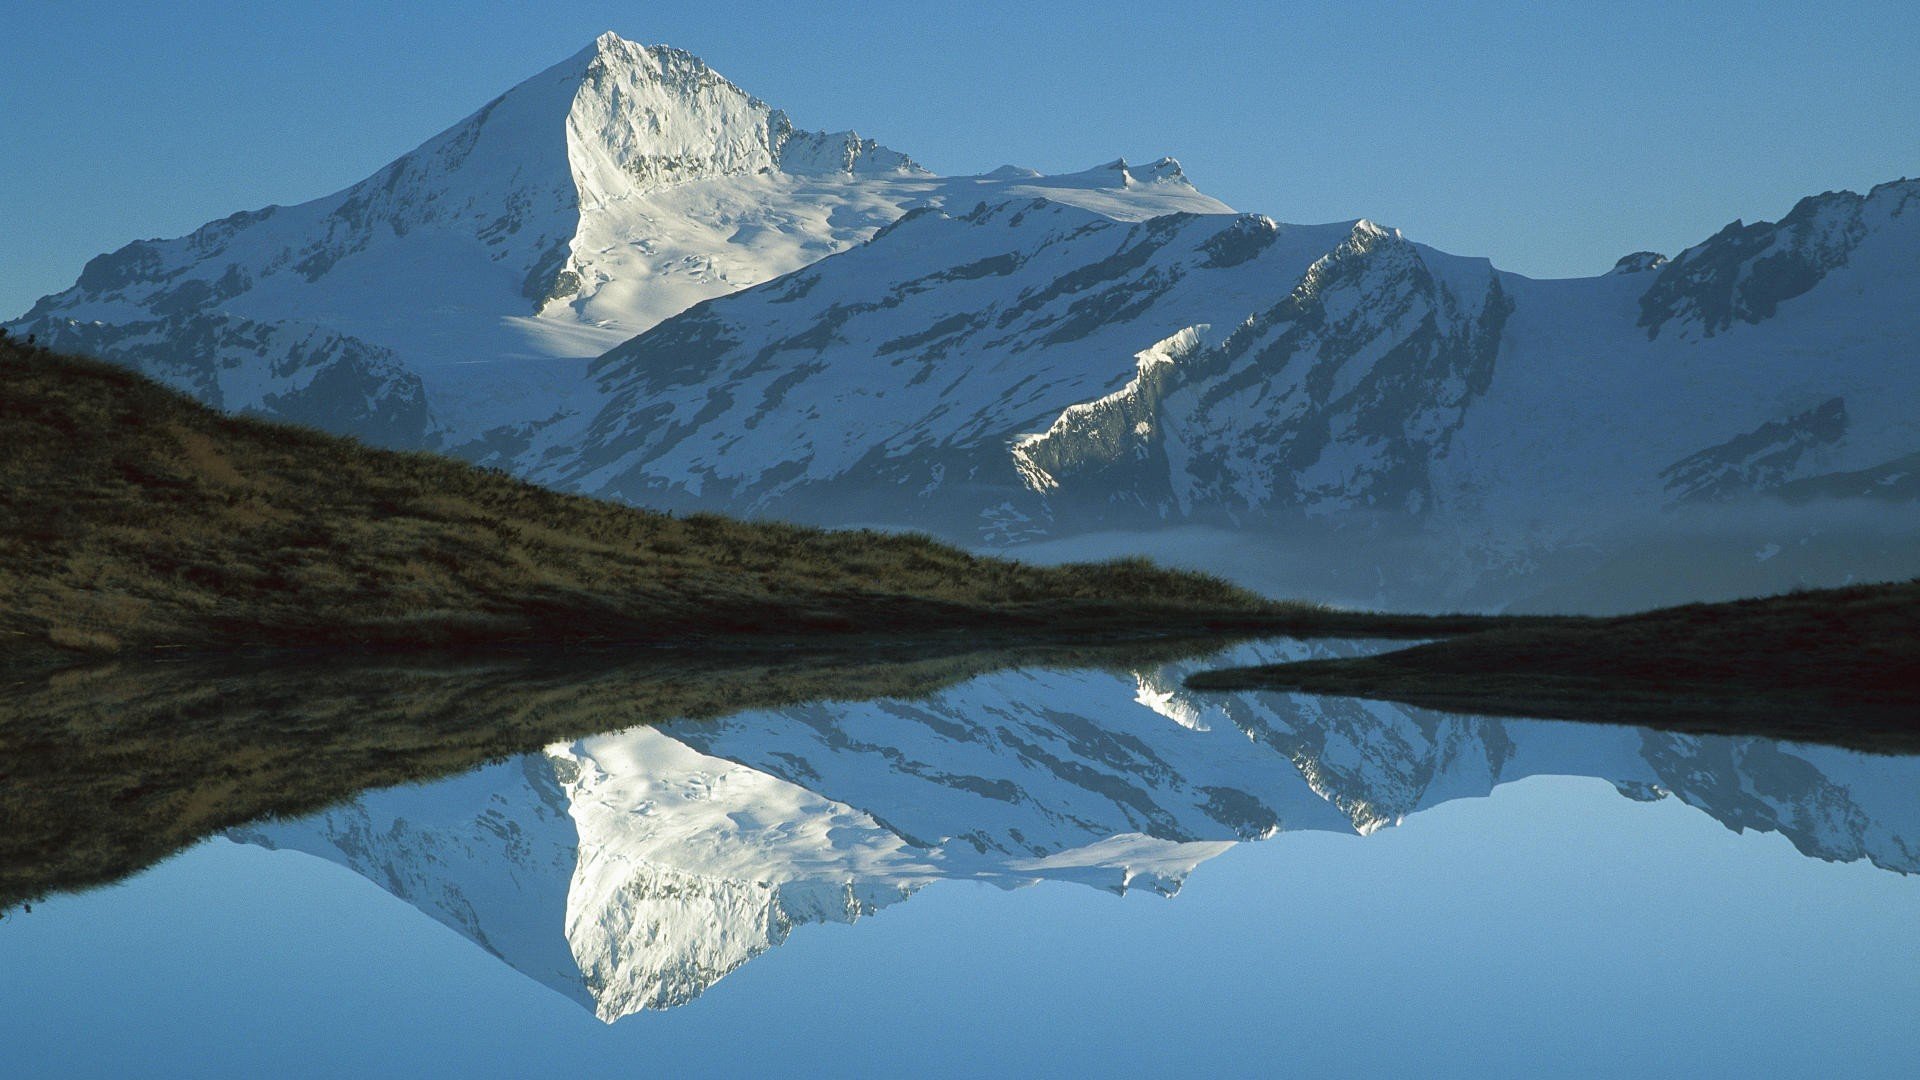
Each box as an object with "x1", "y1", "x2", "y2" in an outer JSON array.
[{"x1": 4, "y1": 638, "x2": 1917, "y2": 1077}]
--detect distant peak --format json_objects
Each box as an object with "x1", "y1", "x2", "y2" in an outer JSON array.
[
  {"x1": 1053, "y1": 159, "x2": 1142, "y2": 189},
  {"x1": 1060, "y1": 156, "x2": 1191, "y2": 189},
  {"x1": 1139, "y1": 156, "x2": 1188, "y2": 185},
  {"x1": 1350, "y1": 218, "x2": 1398, "y2": 241},
  {"x1": 545, "y1": 36, "x2": 922, "y2": 192},
  {"x1": 573, "y1": 29, "x2": 646, "y2": 66},
  {"x1": 572, "y1": 32, "x2": 737, "y2": 97},
  {"x1": 770, "y1": 116, "x2": 923, "y2": 176},
  {"x1": 1611, "y1": 251, "x2": 1668, "y2": 275},
  {"x1": 587, "y1": 30, "x2": 679, "y2": 61}
]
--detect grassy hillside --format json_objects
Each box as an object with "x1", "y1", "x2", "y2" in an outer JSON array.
[
  {"x1": 1, "y1": 339, "x2": 1326, "y2": 661},
  {"x1": 1187, "y1": 580, "x2": 1920, "y2": 752}
]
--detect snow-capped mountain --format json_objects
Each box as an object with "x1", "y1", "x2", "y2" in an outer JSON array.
[
  {"x1": 7, "y1": 32, "x2": 1226, "y2": 444},
  {"x1": 232, "y1": 642, "x2": 1920, "y2": 1021},
  {"x1": 495, "y1": 205, "x2": 1516, "y2": 535},
  {"x1": 13, "y1": 30, "x2": 1916, "y2": 607},
  {"x1": 490, "y1": 174, "x2": 1920, "y2": 608}
]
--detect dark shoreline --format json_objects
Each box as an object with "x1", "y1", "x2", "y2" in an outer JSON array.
[
  {"x1": 5, "y1": 341, "x2": 1540, "y2": 670},
  {"x1": 0, "y1": 633, "x2": 1262, "y2": 910},
  {"x1": 2, "y1": 606, "x2": 1540, "y2": 678},
  {"x1": 1186, "y1": 579, "x2": 1920, "y2": 754}
]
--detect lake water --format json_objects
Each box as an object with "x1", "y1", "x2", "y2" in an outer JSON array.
[{"x1": 4, "y1": 639, "x2": 1917, "y2": 1077}]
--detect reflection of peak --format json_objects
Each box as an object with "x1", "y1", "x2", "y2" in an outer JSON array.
[
  {"x1": 554, "y1": 728, "x2": 927, "y2": 1016},
  {"x1": 234, "y1": 641, "x2": 1920, "y2": 1021},
  {"x1": 229, "y1": 755, "x2": 590, "y2": 1008},
  {"x1": 1008, "y1": 833, "x2": 1234, "y2": 897},
  {"x1": 1135, "y1": 670, "x2": 1213, "y2": 731},
  {"x1": 571, "y1": 861, "x2": 912, "y2": 1017}
]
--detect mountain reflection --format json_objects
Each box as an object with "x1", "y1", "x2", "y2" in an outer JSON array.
[
  {"x1": 0, "y1": 637, "x2": 1230, "y2": 908},
  {"x1": 225, "y1": 640, "x2": 1920, "y2": 1021}
]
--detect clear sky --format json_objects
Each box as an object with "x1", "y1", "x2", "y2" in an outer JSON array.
[{"x1": 3, "y1": 1, "x2": 1916, "y2": 317}]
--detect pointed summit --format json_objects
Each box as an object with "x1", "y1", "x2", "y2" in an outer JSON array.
[
  {"x1": 559, "y1": 32, "x2": 920, "y2": 196},
  {"x1": 10, "y1": 33, "x2": 1229, "y2": 445},
  {"x1": 15, "y1": 32, "x2": 929, "y2": 347},
  {"x1": 1141, "y1": 156, "x2": 1189, "y2": 184}
]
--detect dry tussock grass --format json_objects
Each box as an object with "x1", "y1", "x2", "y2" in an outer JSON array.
[{"x1": 2, "y1": 340, "x2": 1287, "y2": 661}]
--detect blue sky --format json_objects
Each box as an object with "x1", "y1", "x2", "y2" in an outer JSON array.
[{"x1": 3, "y1": 1, "x2": 1916, "y2": 316}]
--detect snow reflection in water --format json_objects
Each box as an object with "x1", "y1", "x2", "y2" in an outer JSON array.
[{"x1": 227, "y1": 638, "x2": 1920, "y2": 1020}]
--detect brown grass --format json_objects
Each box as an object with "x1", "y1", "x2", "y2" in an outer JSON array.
[{"x1": 0, "y1": 340, "x2": 1310, "y2": 661}]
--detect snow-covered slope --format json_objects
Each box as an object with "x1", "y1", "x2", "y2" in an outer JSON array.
[
  {"x1": 494, "y1": 201, "x2": 1363, "y2": 532},
  {"x1": 7, "y1": 32, "x2": 1227, "y2": 444},
  {"x1": 1437, "y1": 181, "x2": 1920, "y2": 534},
  {"x1": 15, "y1": 29, "x2": 1915, "y2": 605},
  {"x1": 233, "y1": 642, "x2": 1920, "y2": 1021},
  {"x1": 493, "y1": 176, "x2": 1920, "y2": 605}
]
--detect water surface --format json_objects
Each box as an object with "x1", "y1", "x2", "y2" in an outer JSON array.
[{"x1": 4, "y1": 638, "x2": 1916, "y2": 1077}]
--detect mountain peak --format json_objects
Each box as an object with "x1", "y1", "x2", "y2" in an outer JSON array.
[
  {"x1": 1349, "y1": 217, "x2": 1399, "y2": 242},
  {"x1": 1611, "y1": 251, "x2": 1668, "y2": 274},
  {"x1": 577, "y1": 32, "x2": 737, "y2": 93},
  {"x1": 1143, "y1": 156, "x2": 1188, "y2": 183},
  {"x1": 13, "y1": 31, "x2": 1232, "y2": 445},
  {"x1": 578, "y1": 30, "x2": 706, "y2": 68},
  {"x1": 556, "y1": 34, "x2": 919, "y2": 192},
  {"x1": 1067, "y1": 156, "x2": 1192, "y2": 190}
]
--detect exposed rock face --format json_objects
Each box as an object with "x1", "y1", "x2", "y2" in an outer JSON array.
[
  {"x1": 1661, "y1": 397, "x2": 1849, "y2": 503},
  {"x1": 489, "y1": 174, "x2": 1919, "y2": 608},
  {"x1": 1014, "y1": 220, "x2": 1515, "y2": 522},
  {"x1": 1636, "y1": 184, "x2": 1916, "y2": 338},
  {"x1": 503, "y1": 203, "x2": 1371, "y2": 537}
]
